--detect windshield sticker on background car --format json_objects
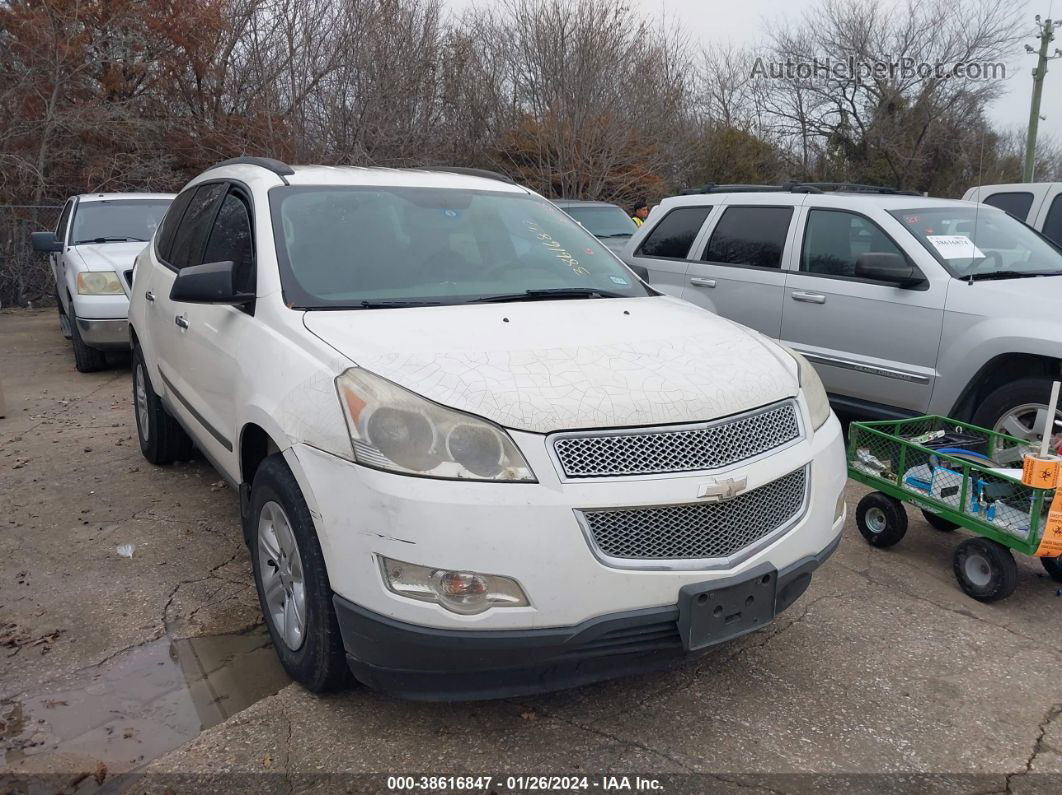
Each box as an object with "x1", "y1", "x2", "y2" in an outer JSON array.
[
  {"x1": 525, "y1": 220, "x2": 591, "y2": 276},
  {"x1": 926, "y1": 235, "x2": 986, "y2": 260},
  {"x1": 609, "y1": 275, "x2": 630, "y2": 285}
]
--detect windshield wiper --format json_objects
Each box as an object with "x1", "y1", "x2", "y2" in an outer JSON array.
[
  {"x1": 73, "y1": 236, "x2": 147, "y2": 244},
  {"x1": 967, "y1": 270, "x2": 1062, "y2": 282},
  {"x1": 468, "y1": 287, "x2": 627, "y2": 304},
  {"x1": 597, "y1": 233, "x2": 633, "y2": 238},
  {"x1": 354, "y1": 299, "x2": 443, "y2": 309}
]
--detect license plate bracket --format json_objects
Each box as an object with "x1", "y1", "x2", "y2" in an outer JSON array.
[{"x1": 677, "y1": 563, "x2": 778, "y2": 651}]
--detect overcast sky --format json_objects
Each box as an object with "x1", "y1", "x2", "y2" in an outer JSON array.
[{"x1": 444, "y1": 0, "x2": 1061, "y2": 144}]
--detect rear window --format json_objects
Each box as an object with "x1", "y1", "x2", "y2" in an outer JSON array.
[
  {"x1": 637, "y1": 207, "x2": 711, "y2": 259},
  {"x1": 702, "y1": 206, "x2": 793, "y2": 269},
  {"x1": 1042, "y1": 195, "x2": 1062, "y2": 245},
  {"x1": 982, "y1": 191, "x2": 1034, "y2": 221}
]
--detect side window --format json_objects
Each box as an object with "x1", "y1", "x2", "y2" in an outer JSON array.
[
  {"x1": 169, "y1": 183, "x2": 226, "y2": 270},
  {"x1": 55, "y1": 200, "x2": 74, "y2": 242},
  {"x1": 1042, "y1": 195, "x2": 1062, "y2": 245},
  {"x1": 801, "y1": 210, "x2": 907, "y2": 278},
  {"x1": 156, "y1": 189, "x2": 195, "y2": 263},
  {"x1": 983, "y1": 191, "x2": 1034, "y2": 221},
  {"x1": 203, "y1": 191, "x2": 255, "y2": 293},
  {"x1": 637, "y1": 206, "x2": 712, "y2": 259},
  {"x1": 702, "y1": 206, "x2": 793, "y2": 269}
]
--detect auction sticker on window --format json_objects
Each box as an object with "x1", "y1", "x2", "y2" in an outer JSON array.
[{"x1": 926, "y1": 235, "x2": 985, "y2": 260}]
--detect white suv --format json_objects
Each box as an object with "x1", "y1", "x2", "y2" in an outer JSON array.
[{"x1": 128, "y1": 159, "x2": 846, "y2": 700}]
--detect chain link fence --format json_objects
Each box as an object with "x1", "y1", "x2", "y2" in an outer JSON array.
[{"x1": 0, "y1": 204, "x2": 62, "y2": 308}]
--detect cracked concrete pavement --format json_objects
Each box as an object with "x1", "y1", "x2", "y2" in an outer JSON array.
[{"x1": 3, "y1": 307, "x2": 1062, "y2": 792}]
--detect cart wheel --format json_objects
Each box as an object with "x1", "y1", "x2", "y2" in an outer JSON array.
[
  {"x1": 921, "y1": 509, "x2": 958, "y2": 532},
  {"x1": 953, "y1": 538, "x2": 1017, "y2": 602},
  {"x1": 856, "y1": 492, "x2": 908, "y2": 548},
  {"x1": 1041, "y1": 557, "x2": 1062, "y2": 583}
]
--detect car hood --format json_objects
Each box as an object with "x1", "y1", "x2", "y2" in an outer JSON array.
[
  {"x1": 302, "y1": 295, "x2": 798, "y2": 433},
  {"x1": 946, "y1": 273, "x2": 1062, "y2": 316},
  {"x1": 72, "y1": 242, "x2": 148, "y2": 272}
]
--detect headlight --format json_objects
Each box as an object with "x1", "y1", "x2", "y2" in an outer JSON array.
[
  {"x1": 379, "y1": 556, "x2": 529, "y2": 615},
  {"x1": 782, "y1": 346, "x2": 831, "y2": 430},
  {"x1": 76, "y1": 271, "x2": 123, "y2": 295},
  {"x1": 335, "y1": 368, "x2": 536, "y2": 481}
]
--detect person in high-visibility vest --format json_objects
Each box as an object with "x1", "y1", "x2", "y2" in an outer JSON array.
[{"x1": 630, "y1": 200, "x2": 649, "y2": 227}]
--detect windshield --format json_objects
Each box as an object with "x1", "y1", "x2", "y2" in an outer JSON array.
[
  {"x1": 71, "y1": 199, "x2": 171, "y2": 244},
  {"x1": 562, "y1": 205, "x2": 637, "y2": 238},
  {"x1": 270, "y1": 187, "x2": 651, "y2": 308},
  {"x1": 889, "y1": 206, "x2": 1062, "y2": 279}
]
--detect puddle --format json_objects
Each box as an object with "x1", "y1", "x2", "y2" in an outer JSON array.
[{"x1": 1, "y1": 626, "x2": 289, "y2": 783}]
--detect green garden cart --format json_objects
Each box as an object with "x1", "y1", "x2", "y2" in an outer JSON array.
[{"x1": 847, "y1": 415, "x2": 1062, "y2": 602}]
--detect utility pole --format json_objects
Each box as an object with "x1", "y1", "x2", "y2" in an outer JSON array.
[{"x1": 1023, "y1": 16, "x2": 1060, "y2": 183}]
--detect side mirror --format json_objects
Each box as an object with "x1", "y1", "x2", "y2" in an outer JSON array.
[
  {"x1": 854, "y1": 252, "x2": 923, "y2": 286},
  {"x1": 31, "y1": 231, "x2": 63, "y2": 253},
  {"x1": 170, "y1": 261, "x2": 253, "y2": 304}
]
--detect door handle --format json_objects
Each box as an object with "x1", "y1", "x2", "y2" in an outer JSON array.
[
  {"x1": 791, "y1": 291, "x2": 826, "y2": 304},
  {"x1": 145, "y1": 290, "x2": 155, "y2": 303},
  {"x1": 174, "y1": 315, "x2": 189, "y2": 329},
  {"x1": 690, "y1": 277, "x2": 717, "y2": 288}
]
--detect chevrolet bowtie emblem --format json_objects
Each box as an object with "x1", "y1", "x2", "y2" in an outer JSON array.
[{"x1": 697, "y1": 476, "x2": 747, "y2": 502}]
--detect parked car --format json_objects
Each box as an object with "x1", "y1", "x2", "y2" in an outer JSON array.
[
  {"x1": 128, "y1": 159, "x2": 846, "y2": 700},
  {"x1": 32, "y1": 193, "x2": 174, "y2": 372},
  {"x1": 622, "y1": 183, "x2": 1062, "y2": 443},
  {"x1": 962, "y1": 182, "x2": 1062, "y2": 245},
  {"x1": 553, "y1": 199, "x2": 637, "y2": 255}
]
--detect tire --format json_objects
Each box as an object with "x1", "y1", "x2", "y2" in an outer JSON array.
[
  {"x1": 249, "y1": 455, "x2": 350, "y2": 693},
  {"x1": 69, "y1": 311, "x2": 107, "y2": 373},
  {"x1": 972, "y1": 377, "x2": 1062, "y2": 445},
  {"x1": 1041, "y1": 556, "x2": 1062, "y2": 583},
  {"x1": 953, "y1": 537, "x2": 1018, "y2": 602},
  {"x1": 856, "y1": 492, "x2": 909, "y2": 547},
  {"x1": 921, "y1": 509, "x2": 958, "y2": 532},
  {"x1": 132, "y1": 345, "x2": 195, "y2": 465}
]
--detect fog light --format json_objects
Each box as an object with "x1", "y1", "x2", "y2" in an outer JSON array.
[
  {"x1": 835, "y1": 492, "x2": 846, "y2": 522},
  {"x1": 379, "y1": 557, "x2": 529, "y2": 615}
]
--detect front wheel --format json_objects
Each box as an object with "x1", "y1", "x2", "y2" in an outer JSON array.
[
  {"x1": 1041, "y1": 556, "x2": 1062, "y2": 583},
  {"x1": 856, "y1": 492, "x2": 908, "y2": 547},
  {"x1": 973, "y1": 377, "x2": 1062, "y2": 445},
  {"x1": 921, "y1": 509, "x2": 958, "y2": 532},
  {"x1": 250, "y1": 455, "x2": 350, "y2": 693},
  {"x1": 953, "y1": 538, "x2": 1017, "y2": 602},
  {"x1": 70, "y1": 313, "x2": 107, "y2": 373}
]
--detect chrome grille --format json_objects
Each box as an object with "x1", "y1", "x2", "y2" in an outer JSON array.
[
  {"x1": 581, "y1": 468, "x2": 807, "y2": 561},
  {"x1": 552, "y1": 401, "x2": 800, "y2": 479}
]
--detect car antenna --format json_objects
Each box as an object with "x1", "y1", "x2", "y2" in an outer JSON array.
[{"x1": 969, "y1": 128, "x2": 987, "y2": 286}]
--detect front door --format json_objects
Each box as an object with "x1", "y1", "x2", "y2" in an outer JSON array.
[{"x1": 780, "y1": 207, "x2": 946, "y2": 413}]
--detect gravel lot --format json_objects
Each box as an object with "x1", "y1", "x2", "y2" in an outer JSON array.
[{"x1": 2, "y1": 307, "x2": 1062, "y2": 793}]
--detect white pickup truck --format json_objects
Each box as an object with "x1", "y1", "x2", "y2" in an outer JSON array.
[
  {"x1": 963, "y1": 182, "x2": 1062, "y2": 246},
  {"x1": 32, "y1": 193, "x2": 173, "y2": 372}
]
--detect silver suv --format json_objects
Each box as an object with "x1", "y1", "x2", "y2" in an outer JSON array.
[{"x1": 623, "y1": 184, "x2": 1062, "y2": 442}]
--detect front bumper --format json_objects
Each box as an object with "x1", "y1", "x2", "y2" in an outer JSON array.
[
  {"x1": 74, "y1": 317, "x2": 129, "y2": 349},
  {"x1": 334, "y1": 531, "x2": 841, "y2": 700}
]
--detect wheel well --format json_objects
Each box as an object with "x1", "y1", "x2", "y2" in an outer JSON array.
[
  {"x1": 129, "y1": 324, "x2": 139, "y2": 349},
  {"x1": 240, "y1": 424, "x2": 281, "y2": 486},
  {"x1": 951, "y1": 354, "x2": 1062, "y2": 419}
]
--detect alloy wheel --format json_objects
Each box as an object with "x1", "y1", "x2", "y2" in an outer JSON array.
[{"x1": 257, "y1": 500, "x2": 307, "y2": 651}]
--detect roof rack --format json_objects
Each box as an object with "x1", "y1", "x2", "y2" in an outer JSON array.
[
  {"x1": 413, "y1": 166, "x2": 515, "y2": 184},
  {"x1": 680, "y1": 181, "x2": 920, "y2": 196},
  {"x1": 208, "y1": 157, "x2": 295, "y2": 178}
]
